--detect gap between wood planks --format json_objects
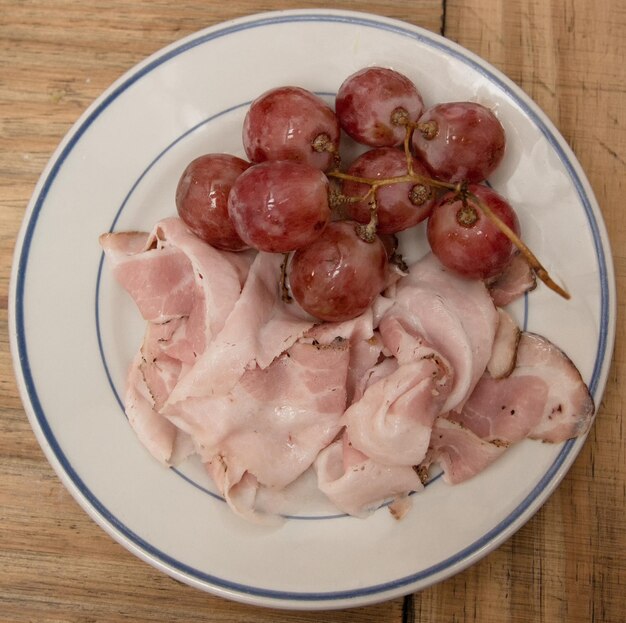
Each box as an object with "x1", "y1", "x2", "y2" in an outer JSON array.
[{"x1": 441, "y1": 0, "x2": 448, "y2": 35}]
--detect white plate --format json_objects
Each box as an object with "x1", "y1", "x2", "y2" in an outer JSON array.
[{"x1": 10, "y1": 9, "x2": 615, "y2": 610}]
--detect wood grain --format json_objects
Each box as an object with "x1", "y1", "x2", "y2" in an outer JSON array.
[{"x1": 1, "y1": 1, "x2": 624, "y2": 621}]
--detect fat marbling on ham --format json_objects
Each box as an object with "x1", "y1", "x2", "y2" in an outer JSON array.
[{"x1": 101, "y1": 219, "x2": 595, "y2": 521}]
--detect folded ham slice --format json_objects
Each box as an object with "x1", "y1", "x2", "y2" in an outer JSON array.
[
  {"x1": 165, "y1": 251, "x2": 315, "y2": 406},
  {"x1": 486, "y1": 308, "x2": 521, "y2": 379},
  {"x1": 426, "y1": 332, "x2": 595, "y2": 484},
  {"x1": 102, "y1": 218, "x2": 258, "y2": 463},
  {"x1": 125, "y1": 351, "x2": 194, "y2": 465},
  {"x1": 315, "y1": 432, "x2": 423, "y2": 518},
  {"x1": 206, "y1": 459, "x2": 264, "y2": 523},
  {"x1": 101, "y1": 237, "x2": 195, "y2": 323},
  {"x1": 387, "y1": 253, "x2": 498, "y2": 412},
  {"x1": 343, "y1": 354, "x2": 451, "y2": 466},
  {"x1": 167, "y1": 340, "x2": 350, "y2": 520},
  {"x1": 139, "y1": 321, "x2": 186, "y2": 410},
  {"x1": 100, "y1": 218, "x2": 249, "y2": 332},
  {"x1": 125, "y1": 352, "x2": 179, "y2": 464}
]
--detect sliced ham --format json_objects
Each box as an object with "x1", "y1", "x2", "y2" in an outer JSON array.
[
  {"x1": 449, "y1": 332, "x2": 594, "y2": 444},
  {"x1": 165, "y1": 252, "x2": 315, "y2": 405},
  {"x1": 486, "y1": 251, "x2": 537, "y2": 307},
  {"x1": 101, "y1": 236, "x2": 195, "y2": 322},
  {"x1": 205, "y1": 459, "x2": 272, "y2": 524},
  {"x1": 305, "y1": 298, "x2": 393, "y2": 404},
  {"x1": 102, "y1": 217, "x2": 595, "y2": 523},
  {"x1": 425, "y1": 331, "x2": 594, "y2": 486},
  {"x1": 139, "y1": 321, "x2": 187, "y2": 410},
  {"x1": 521, "y1": 333, "x2": 595, "y2": 442},
  {"x1": 103, "y1": 218, "x2": 253, "y2": 463},
  {"x1": 422, "y1": 418, "x2": 508, "y2": 485},
  {"x1": 379, "y1": 300, "x2": 470, "y2": 414},
  {"x1": 343, "y1": 354, "x2": 451, "y2": 466},
  {"x1": 146, "y1": 218, "x2": 252, "y2": 340},
  {"x1": 100, "y1": 217, "x2": 250, "y2": 334},
  {"x1": 388, "y1": 253, "x2": 498, "y2": 412},
  {"x1": 315, "y1": 433, "x2": 423, "y2": 518},
  {"x1": 153, "y1": 306, "x2": 205, "y2": 367},
  {"x1": 167, "y1": 340, "x2": 350, "y2": 518},
  {"x1": 124, "y1": 352, "x2": 181, "y2": 465},
  {"x1": 352, "y1": 355, "x2": 398, "y2": 403},
  {"x1": 99, "y1": 230, "x2": 148, "y2": 256},
  {"x1": 125, "y1": 323, "x2": 198, "y2": 465}
]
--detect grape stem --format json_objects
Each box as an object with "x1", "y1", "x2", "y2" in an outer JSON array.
[
  {"x1": 327, "y1": 133, "x2": 571, "y2": 299},
  {"x1": 464, "y1": 190, "x2": 571, "y2": 299},
  {"x1": 328, "y1": 169, "x2": 455, "y2": 193},
  {"x1": 403, "y1": 120, "x2": 416, "y2": 176}
]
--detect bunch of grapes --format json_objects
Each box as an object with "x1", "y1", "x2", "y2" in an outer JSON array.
[{"x1": 176, "y1": 67, "x2": 567, "y2": 322}]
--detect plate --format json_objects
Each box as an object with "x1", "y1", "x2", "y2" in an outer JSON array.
[{"x1": 10, "y1": 9, "x2": 615, "y2": 610}]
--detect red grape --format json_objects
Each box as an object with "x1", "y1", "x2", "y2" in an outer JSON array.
[
  {"x1": 412, "y1": 102, "x2": 505, "y2": 183},
  {"x1": 227, "y1": 161, "x2": 330, "y2": 253},
  {"x1": 342, "y1": 147, "x2": 437, "y2": 234},
  {"x1": 175, "y1": 153, "x2": 250, "y2": 251},
  {"x1": 242, "y1": 86, "x2": 340, "y2": 171},
  {"x1": 427, "y1": 184, "x2": 520, "y2": 279},
  {"x1": 289, "y1": 221, "x2": 388, "y2": 322},
  {"x1": 335, "y1": 67, "x2": 424, "y2": 147}
]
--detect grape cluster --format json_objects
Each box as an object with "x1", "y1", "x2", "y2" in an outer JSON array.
[{"x1": 176, "y1": 66, "x2": 565, "y2": 322}]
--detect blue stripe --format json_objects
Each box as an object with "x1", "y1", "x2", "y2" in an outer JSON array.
[{"x1": 14, "y1": 11, "x2": 611, "y2": 603}]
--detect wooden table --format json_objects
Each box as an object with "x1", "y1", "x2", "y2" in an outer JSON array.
[{"x1": 1, "y1": 1, "x2": 624, "y2": 621}]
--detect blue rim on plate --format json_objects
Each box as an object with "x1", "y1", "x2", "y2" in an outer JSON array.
[{"x1": 11, "y1": 10, "x2": 614, "y2": 607}]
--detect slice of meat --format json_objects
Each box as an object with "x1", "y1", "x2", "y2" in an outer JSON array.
[
  {"x1": 139, "y1": 321, "x2": 186, "y2": 410},
  {"x1": 447, "y1": 374, "x2": 547, "y2": 443},
  {"x1": 378, "y1": 308, "x2": 465, "y2": 412},
  {"x1": 449, "y1": 332, "x2": 595, "y2": 444},
  {"x1": 124, "y1": 352, "x2": 181, "y2": 464},
  {"x1": 100, "y1": 217, "x2": 249, "y2": 334},
  {"x1": 153, "y1": 299, "x2": 205, "y2": 366},
  {"x1": 167, "y1": 340, "x2": 350, "y2": 518},
  {"x1": 315, "y1": 433, "x2": 423, "y2": 518},
  {"x1": 166, "y1": 252, "x2": 315, "y2": 404},
  {"x1": 422, "y1": 418, "x2": 508, "y2": 485},
  {"x1": 125, "y1": 322, "x2": 198, "y2": 465},
  {"x1": 305, "y1": 301, "x2": 390, "y2": 404},
  {"x1": 101, "y1": 236, "x2": 195, "y2": 322},
  {"x1": 145, "y1": 218, "x2": 252, "y2": 340},
  {"x1": 351, "y1": 354, "x2": 398, "y2": 403},
  {"x1": 99, "y1": 230, "x2": 150, "y2": 256},
  {"x1": 486, "y1": 251, "x2": 537, "y2": 307},
  {"x1": 389, "y1": 253, "x2": 498, "y2": 412},
  {"x1": 523, "y1": 333, "x2": 595, "y2": 442},
  {"x1": 343, "y1": 353, "x2": 452, "y2": 466},
  {"x1": 103, "y1": 218, "x2": 263, "y2": 466}
]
